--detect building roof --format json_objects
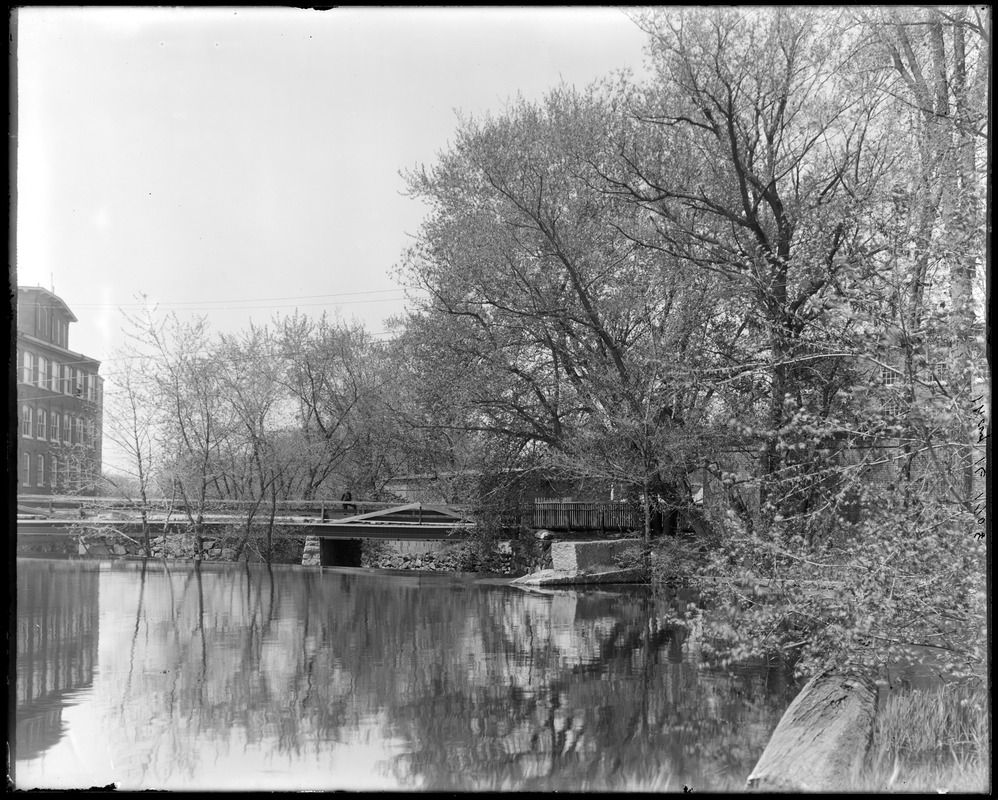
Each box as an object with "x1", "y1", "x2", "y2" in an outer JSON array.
[{"x1": 18, "y1": 285, "x2": 79, "y2": 323}]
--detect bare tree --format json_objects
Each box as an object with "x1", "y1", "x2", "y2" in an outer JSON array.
[{"x1": 100, "y1": 353, "x2": 160, "y2": 555}]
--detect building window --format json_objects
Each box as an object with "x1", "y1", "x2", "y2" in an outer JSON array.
[
  {"x1": 48, "y1": 360, "x2": 57, "y2": 391},
  {"x1": 38, "y1": 356, "x2": 47, "y2": 388},
  {"x1": 22, "y1": 405, "x2": 32, "y2": 438},
  {"x1": 75, "y1": 371, "x2": 83, "y2": 398},
  {"x1": 36, "y1": 408, "x2": 47, "y2": 439},
  {"x1": 22, "y1": 352, "x2": 33, "y2": 384},
  {"x1": 879, "y1": 365, "x2": 901, "y2": 386},
  {"x1": 61, "y1": 365, "x2": 70, "y2": 395},
  {"x1": 879, "y1": 365, "x2": 905, "y2": 417},
  {"x1": 63, "y1": 415, "x2": 72, "y2": 443},
  {"x1": 50, "y1": 457, "x2": 58, "y2": 492},
  {"x1": 23, "y1": 453, "x2": 31, "y2": 486},
  {"x1": 37, "y1": 456, "x2": 45, "y2": 487},
  {"x1": 51, "y1": 412, "x2": 60, "y2": 442}
]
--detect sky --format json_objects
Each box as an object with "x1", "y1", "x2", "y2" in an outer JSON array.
[{"x1": 14, "y1": 6, "x2": 652, "y2": 379}]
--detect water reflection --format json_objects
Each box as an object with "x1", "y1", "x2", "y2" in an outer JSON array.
[
  {"x1": 15, "y1": 558, "x2": 796, "y2": 791},
  {"x1": 15, "y1": 559, "x2": 100, "y2": 763}
]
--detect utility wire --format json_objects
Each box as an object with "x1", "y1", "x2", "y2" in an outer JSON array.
[{"x1": 19, "y1": 286, "x2": 427, "y2": 311}]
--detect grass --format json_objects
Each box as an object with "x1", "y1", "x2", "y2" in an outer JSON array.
[{"x1": 848, "y1": 682, "x2": 990, "y2": 793}]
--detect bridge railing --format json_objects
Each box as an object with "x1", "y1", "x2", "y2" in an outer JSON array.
[{"x1": 16, "y1": 494, "x2": 444, "y2": 519}]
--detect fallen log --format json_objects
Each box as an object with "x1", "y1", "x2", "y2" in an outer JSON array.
[{"x1": 746, "y1": 669, "x2": 877, "y2": 792}]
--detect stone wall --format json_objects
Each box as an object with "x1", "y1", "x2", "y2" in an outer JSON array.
[
  {"x1": 302, "y1": 535, "x2": 552, "y2": 574},
  {"x1": 77, "y1": 532, "x2": 247, "y2": 560},
  {"x1": 73, "y1": 530, "x2": 305, "y2": 562}
]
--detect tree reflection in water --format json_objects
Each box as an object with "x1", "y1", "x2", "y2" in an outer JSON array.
[{"x1": 15, "y1": 559, "x2": 795, "y2": 791}]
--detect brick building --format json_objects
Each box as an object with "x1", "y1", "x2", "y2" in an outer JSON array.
[{"x1": 16, "y1": 286, "x2": 104, "y2": 496}]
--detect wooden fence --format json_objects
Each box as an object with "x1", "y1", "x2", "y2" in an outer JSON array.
[{"x1": 531, "y1": 501, "x2": 643, "y2": 532}]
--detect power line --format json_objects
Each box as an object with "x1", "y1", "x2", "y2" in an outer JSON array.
[
  {"x1": 18, "y1": 286, "x2": 428, "y2": 311},
  {"x1": 93, "y1": 297, "x2": 412, "y2": 312}
]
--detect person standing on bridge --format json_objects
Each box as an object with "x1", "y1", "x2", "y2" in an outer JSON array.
[{"x1": 341, "y1": 490, "x2": 357, "y2": 513}]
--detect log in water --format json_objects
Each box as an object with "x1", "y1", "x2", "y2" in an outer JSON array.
[{"x1": 746, "y1": 669, "x2": 877, "y2": 792}]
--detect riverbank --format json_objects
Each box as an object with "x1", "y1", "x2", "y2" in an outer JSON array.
[
  {"x1": 851, "y1": 681, "x2": 990, "y2": 793},
  {"x1": 748, "y1": 671, "x2": 989, "y2": 793}
]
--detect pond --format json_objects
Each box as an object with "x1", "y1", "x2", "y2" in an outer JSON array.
[{"x1": 14, "y1": 556, "x2": 797, "y2": 792}]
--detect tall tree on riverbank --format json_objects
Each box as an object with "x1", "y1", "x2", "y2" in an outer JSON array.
[
  {"x1": 99, "y1": 351, "x2": 160, "y2": 555},
  {"x1": 274, "y1": 312, "x2": 401, "y2": 500},
  {"x1": 133, "y1": 310, "x2": 240, "y2": 557},
  {"x1": 619, "y1": 6, "x2": 988, "y2": 679},
  {"x1": 396, "y1": 86, "x2": 721, "y2": 528},
  {"x1": 214, "y1": 323, "x2": 292, "y2": 561},
  {"x1": 622, "y1": 6, "x2": 905, "y2": 526},
  {"x1": 859, "y1": 5, "x2": 989, "y2": 513}
]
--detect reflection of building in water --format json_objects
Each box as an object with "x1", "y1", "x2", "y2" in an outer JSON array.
[{"x1": 16, "y1": 561, "x2": 100, "y2": 761}]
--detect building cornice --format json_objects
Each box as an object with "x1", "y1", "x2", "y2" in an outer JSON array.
[{"x1": 16, "y1": 332, "x2": 102, "y2": 368}]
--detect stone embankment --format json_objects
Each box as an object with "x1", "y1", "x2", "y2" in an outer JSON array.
[
  {"x1": 366, "y1": 548, "x2": 474, "y2": 572},
  {"x1": 302, "y1": 535, "x2": 554, "y2": 574},
  {"x1": 301, "y1": 538, "x2": 481, "y2": 570},
  {"x1": 78, "y1": 531, "x2": 246, "y2": 560}
]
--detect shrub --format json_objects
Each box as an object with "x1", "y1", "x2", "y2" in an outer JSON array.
[{"x1": 688, "y1": 492, "x2": 986, "y2": 682}]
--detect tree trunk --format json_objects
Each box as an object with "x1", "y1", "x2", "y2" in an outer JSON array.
[{"x1": 746, "y1": 669, "x2": 877, "y2": 792}]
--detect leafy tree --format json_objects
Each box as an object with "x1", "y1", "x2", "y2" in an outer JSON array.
[
  {"x1": 859, "y1": 4, "x2": 989, "y2": 507},
  {"x1": 623, "y1": 6, "x2": 904, "y2": 525},
  {"x1": 397, "y1": 86, "x2": 720, "y2": 532},
  {"x1": 273, "y1": 312, "x2": 389, "y2": 500},
  {"x1": 620, "y1": 6, "x2": 989, "y2": 681}
]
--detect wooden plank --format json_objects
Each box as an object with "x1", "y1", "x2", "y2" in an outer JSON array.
[{"x1": 531, "y1": 501, "x2": 643, "y2": 532}]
